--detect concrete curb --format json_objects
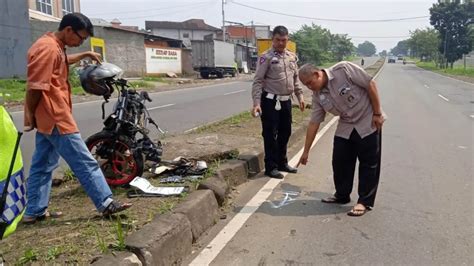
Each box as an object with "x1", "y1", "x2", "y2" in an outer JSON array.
[
  {"x1": 216, "y1": 159, "x2": 249, "y2": 187},
  {"x1": 91, "y1": 251, "x2": 143, "y2": 266},
  {"x1": 197, "y1": 175, "x2": 229, "y2": 206},
  {"x1": 173, "y1": 190, "x2": 219, "y2": 242},
  {"x1": 125, "y1": 213, "x2": 193, "y2": 265}
]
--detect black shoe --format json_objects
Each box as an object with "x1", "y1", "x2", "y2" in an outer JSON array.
[
  {"x1": 265, "y1": 169, "x2": 284, "y2": 179},
  {"x1": 278, "y1": 164, "x2": 297, "y2": 174}
]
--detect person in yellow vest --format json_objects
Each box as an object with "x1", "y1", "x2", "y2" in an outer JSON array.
[{"x1": 0, "y1": 101, "x2": 24, "y2": 239}]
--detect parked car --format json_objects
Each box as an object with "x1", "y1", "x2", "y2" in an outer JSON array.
[{"x1": 388, "y1": 56, "x2": 396, "y2": 63}]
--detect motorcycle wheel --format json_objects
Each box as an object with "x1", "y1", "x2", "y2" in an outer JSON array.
[{"x1": 86, "y1": 131, "x2": 144, "y2": 186}]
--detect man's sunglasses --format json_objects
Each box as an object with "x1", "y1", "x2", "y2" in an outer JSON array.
[{"x1": 73, "y1": 30, "x2": 88, "y2": 42}]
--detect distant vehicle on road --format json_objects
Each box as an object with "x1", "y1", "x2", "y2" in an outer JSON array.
[
  {"x1": 192, "y1": 40, "x2": 237, "y2": 79},
  {"x1": 397, "y1": 55, "x2": 404, "y2": 60},
  {"x1": 388, "y1": 56, "x2": 396, "y2": 63}
]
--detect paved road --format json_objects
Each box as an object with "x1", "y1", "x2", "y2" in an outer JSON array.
[
  {"x1": 188, "y1": 60, "x2": 474, "y2": 265},
  {"x1": 10, "y1": 57, "x2": 377, "y2": 173}
]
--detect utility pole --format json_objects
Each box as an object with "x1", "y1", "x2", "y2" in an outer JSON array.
[
  {"x1": 444, "y1": 23, "x2": 448, "y2": 69},
  {"x1": 222, "y1": 0, "x2": 226, "y2": 42}
]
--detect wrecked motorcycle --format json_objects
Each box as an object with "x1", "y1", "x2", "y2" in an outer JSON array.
[{"x1": 80, "y1": 63, "x2": 164, "y2": 186}]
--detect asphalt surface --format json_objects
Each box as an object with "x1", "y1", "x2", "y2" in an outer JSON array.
[
  {"x1": 187, "y1": 59, "x2": 474, "y2": 265},
  {"x1": 10, "y1": 57, "x2": 377, "y2": 173}
]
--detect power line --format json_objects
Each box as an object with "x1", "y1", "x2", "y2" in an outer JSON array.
[
  {"x1": 229, "y1": 0, "x2": 429, "y2": 23},
  {"x1": 349, "y1": 35, "x2": 410, "y2": 39}
]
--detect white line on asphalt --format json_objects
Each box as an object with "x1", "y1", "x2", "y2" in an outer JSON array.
[
  {"x1": 147, "y1": 103, "x2": 175, "y2": 110},
  {"x1": 470, "y1": 115, "x2": 474, "y2": 119},
  {"x1": 8, "y1": 81, "x2": 240, "y2": 115},
  {"x1": 189, "y1": 117, "x2": 339, "y2": 265},
  {"x1": 438, "y1": 94, "x2": 450, "y2": 102},
  {"x1": 223, "y1": 89, "x2": 246, "y2": 96},
  {"x1": 424, "y1": 84, "x2": 430, "y2": 88}
]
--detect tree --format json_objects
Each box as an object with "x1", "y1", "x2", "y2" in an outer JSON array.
[
  {"x1": 357, "y1": 41, "x2": 376, "y2": 56},
  {"x1": 330, "y1": 34, "x2": 354, "y2": 61},
  {"x1": 390, "y1": 40, "x2": 409, "y2": 56},
  {"x1": 291, "y1": 24, "x2": 332, "y2": 65},
  {"x1": 379, "y1": 50, "x2": 387, "y2": 57},
  {"x1": 408, "y1": 27, "x2": 440, "y2": 62},
  {"x1": 430, "y1": 0, "x2": 473, "y2": 68}
]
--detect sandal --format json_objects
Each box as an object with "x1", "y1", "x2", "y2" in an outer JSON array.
[
  {"x1": 321, "y1": 196, "x2": 350, "y2": 204},
  {"x1": 102, "y1": 200, "x2": 132, "y2": 216},
  {"x1": 347, "y1": 204, "x2": 371, "y2": 217},
  {"x1": 22, "y1": 210, "x2": 63, "y2": 224}
]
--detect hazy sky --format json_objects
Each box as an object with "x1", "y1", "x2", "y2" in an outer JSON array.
[{"x1": 80, "y1": 0, "x2": 437, "y2": 52}]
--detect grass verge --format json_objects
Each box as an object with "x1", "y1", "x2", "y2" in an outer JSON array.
[{"x1": 416, "y1": 60, "x2": 474, "y2": 79}]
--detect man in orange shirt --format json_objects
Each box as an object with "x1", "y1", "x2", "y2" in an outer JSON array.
[{"x1": 23, "y1": 13, "x2": 131, "y2": 223}]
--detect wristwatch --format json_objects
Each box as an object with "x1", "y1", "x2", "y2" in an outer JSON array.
[{"x1": 373, "y1": 113, "x2": 382, "y2": 116}]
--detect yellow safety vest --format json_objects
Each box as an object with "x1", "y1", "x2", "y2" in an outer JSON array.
[{"x1": 0, "y1": 105, "x2": 24, "y2": 239}]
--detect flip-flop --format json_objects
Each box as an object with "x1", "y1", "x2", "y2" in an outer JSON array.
[
  {"x1": 347, "y1": 206, "x2": 370, "y2": 217},
  {"x1": 321, "y1": 196, "x2": 350, "y2": 204},
  {"x1": 22, "y1": 210, "x2": 63, "y2": 224},
  {"x1": 102, "y1": 200, "x2": 132, "y2": 217}
]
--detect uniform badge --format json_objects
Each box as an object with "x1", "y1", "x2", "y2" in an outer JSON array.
[
  {"x1": 259, "y1": 56, "x2": 266, "y2": 65},
  {"x1": 271, "y1": 57, "x2": 279, "y2": 64},
  {"x1": 338, "y1": 85, "x2": 351, "y2": 96}
]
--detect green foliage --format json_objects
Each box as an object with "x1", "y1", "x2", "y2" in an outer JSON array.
[
  {"x1": 408, "y1": 27, "x2": 440, "y2": 61},
  {"x1": 18, "y1": 248, "x2": 39, "y2": 264},
  {"x1": 357, "y1": 41, "x2": 377, "y2": 57},
  {"x1": 114, "y1": 216, "x2": 127, "y2": 251},
  {"x1": 129, "y1": 80, "x2": 155, "y2": 89},
  {"x1": 291, "y1": 24, "x2": 354, "y2": 65},
  {"x1": 63, "y1": 167, "x2": 76, "y2": 182},
  {"x1": 94, "y1": 227, "x2": 109, "y2": 254},
  {"x1": 391, "y1": 40, "x2": 410, "y2": 56},
  {"x1": 0, "y1": 79, "x2": 26, "y2": 102},
  {"x1": 417, "y1": 61, "x2": 474, "y2": 78},
  {"x1": 430, "y1": 0, "x2": 473, "y2": 66},
  {"x1": 46, "y1": 246, "x2": 64, "y2": 261}
]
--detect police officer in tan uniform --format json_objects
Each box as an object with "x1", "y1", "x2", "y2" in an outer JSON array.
[
  {"x1": 297, "y1": 61, "x2": 385, "y2": 217},
  {"x1": 252, "y1": 26, "x2": 305, "y2": 179}
]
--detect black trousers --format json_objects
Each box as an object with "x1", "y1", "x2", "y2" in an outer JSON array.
[
  {"x1": 332, "y1": 129, "x2": 382, "y2": 207},
  {"x1": 260, "y1": 93, "x2": 292, "y2": 171}
]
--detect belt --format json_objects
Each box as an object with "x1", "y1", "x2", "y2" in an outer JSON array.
[
  {"x1": 265, "y1": 92, "x2": 291, "y2": 101},
  {"x1": 263, "y1": 92, "x2": 291, "y2": 111}
]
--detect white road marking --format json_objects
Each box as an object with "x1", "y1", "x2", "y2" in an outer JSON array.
[
  {"x1": 8, "y1": 81, "x2": 241, "y2": 115},
  {"x1": 424, "y1": 84, "x2": 430, "y2": 89},
  {"x1": 470, "y1": 115, "x2": 474, "y2": 119},
  {"x1": 147, "y1": 103, "x2": 175, "y2": 110},
  {"x1": 223, "y1": 89, "x2": 246, "y2": 96},
  {"x1": 438, "y1": 94, "x2": 449, "y2": 102},
  {"x1": 189, "y1": 117, "x2": 339, "y2": 265}
]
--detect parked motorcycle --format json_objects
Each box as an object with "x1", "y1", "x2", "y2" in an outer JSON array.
[{"x1": 79, "y1": 63, "x2": 164, "y2": 186}]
